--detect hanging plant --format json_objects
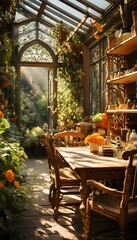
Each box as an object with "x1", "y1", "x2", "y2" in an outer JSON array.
[
  {"x1": 0, "y1": 0, "x2": 22, "y2": 23},
  {"x1": 54, "y1": 21, "x2": 69, "y2": 45}
]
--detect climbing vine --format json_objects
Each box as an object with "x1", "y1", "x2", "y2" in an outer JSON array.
[{"x1": 56, "y1": 37, "x2": 84, "y2": 129}]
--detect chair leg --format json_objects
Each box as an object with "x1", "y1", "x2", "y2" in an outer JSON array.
[
  {"x1": 120, "y1": 228, "x2": 127, "y2": 240},
  {"x1": 84, "y1": 199, "x2": 92, "y2": 240},
  {"x1": 54, "y1": 189, "x2": 62, "y2": 220},
  {"x1": 49, "y1": 183, "x2": 58, "y2": 211},
  {"x1": 54, "y1": 190, "x2": 60, "y2": 220},
  {"x1": 119, "y1": 210, "x2": 128, "y2": 240},
  {"x1": 120, "y1": 223, "x2": 127, "y2": 240},
  {"x1": 49, "y1": 181, "x2": 55, "y2": 202}
]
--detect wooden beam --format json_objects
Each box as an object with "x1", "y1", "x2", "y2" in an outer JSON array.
[
  {"x1": 37, "y1": 2, "x2": 46, "y2": 19},
  {"x1": 66, "y1": 13, "x2": 89, "y2": 41},
  {"x1": 57, "y1": 13, "x2": 89, "y2": 55}
]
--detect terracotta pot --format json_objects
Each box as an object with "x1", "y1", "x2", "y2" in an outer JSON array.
[
  {"x1": 107, "y1": 36, "x2": 116, "y2": 49},
  {"x1": 0, "y1": 79, "x2": 10, "y2": 88}
]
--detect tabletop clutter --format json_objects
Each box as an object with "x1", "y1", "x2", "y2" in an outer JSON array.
[
  {"x1": 107, "y1": 129, "x2": 137, "y2": 158},
  {"x1": 85, "y1": 128, "x2": 137, "y2": 159}
]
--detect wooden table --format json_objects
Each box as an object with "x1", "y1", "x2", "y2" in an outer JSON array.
[{"x1": 55, "y1": 145, "x2": 128, "y2": 237}]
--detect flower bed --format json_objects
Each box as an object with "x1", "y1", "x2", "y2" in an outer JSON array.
[{"x1": 0, "y1": 114, "x2": 31, "y2": 233}]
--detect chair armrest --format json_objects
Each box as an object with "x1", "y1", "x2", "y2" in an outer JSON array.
[{"x1": 87, "y1": 179, "x2": 122, "y2": 196}]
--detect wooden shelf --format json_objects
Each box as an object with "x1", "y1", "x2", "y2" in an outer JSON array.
[
  {"x1": 106, "y1": 32, "x2": 137, "y2": 133},
  {"x1": 107, "y1": 35, "x2": 137, "y2": 55},
  {"x1": 107, "y1": 110, "x2": 137, "y2": 114},
  {"x1": 107, "y1": 71, "x2": 137, "y2": 84}
]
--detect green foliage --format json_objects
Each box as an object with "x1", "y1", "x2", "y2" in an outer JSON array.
[
  {"x1": 90, "y1": 113, "x2": 103, "y2": 122},
  {"x1": 0, "y1": 117, "x2": 31, "y2": 231},
  {"x1": 0, "y1": 0, "x2": 23, "y2": 23},
  {"x1": 22, "y1": 126, "x2": 44, "y2": 147},
  {"x1": 55, "y1": 36, "x2": 84, "y2": 128},
  {"x1": 0, "y1": 118, "x2": 10, "y2": 134},
  {"x1": 21, "y1": 88, "x2": 48, "y2": 131}
]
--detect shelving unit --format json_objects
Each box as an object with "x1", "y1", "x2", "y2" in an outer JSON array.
[
  {"x1": 106, "y1": 34, "x2": 137, "y2": 137},
  {"x1": 107, "y1": 71, "x2": 137, "y2": 84},
  {"x1": 107, "y1": 110, "x2": 137, "y2": 114},
  {"x1": 107, "y1": 35, "x2": 137, "y2": 55}
]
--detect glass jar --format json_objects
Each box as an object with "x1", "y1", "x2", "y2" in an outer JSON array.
[{"x1": 116, "y1": 146, "x2": 124, "y2": 159}]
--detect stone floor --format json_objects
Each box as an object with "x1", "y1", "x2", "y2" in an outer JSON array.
[{"x1": 6, "y1": 157, "x2": 137, "y2": 240}]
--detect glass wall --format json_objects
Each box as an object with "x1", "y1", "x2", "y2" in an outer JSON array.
[{"x1": 89, "y1": 38, "x2": 108, "y2": 114}]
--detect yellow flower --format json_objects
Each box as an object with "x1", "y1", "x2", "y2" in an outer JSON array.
[
  {"x1": 14, "y1": 180, "x2": 20, "y2": 188},
  {"x1": 84, "y1": 133, "x2": 105, "y2": 146},
  {"x1": 0, "y1": 181, "x2": 4, "y2": 188},
  {"x1": 5, "y1": 169, "x2": 15, "y2": 183}
]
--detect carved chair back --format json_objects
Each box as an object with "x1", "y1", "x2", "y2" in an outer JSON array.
[
  {"x1": 43, "y1": 134, "x2": 80, "y2": 220},
  {"x1": 54, "y1": 131, "x2": 85, "y2": 146},
  {"x1": 84, "y1": 149, "x2": 137, "y2": 240}
]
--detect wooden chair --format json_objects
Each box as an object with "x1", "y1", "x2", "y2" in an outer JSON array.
[
  {"x1": 54, "y1": 130, "x2": 85, "y2": 147},
  {"x1": 84, "y1": 149, "x2": 137, "y2": 240},
  {"x1": 44, "y1": 134, "x2": 81, "y2": 220}
]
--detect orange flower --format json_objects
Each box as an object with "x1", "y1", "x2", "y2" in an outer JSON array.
[
  {"x1": 94, "y1": 113, "x2": 108, "y2": 129},
  {"x1": 94, "y1": 22, "x2": 103, "y2": 32},
  {"x1": 5, "y1": 169, "x2": 15, "y2": 183},
  {"x1": 94, "y1": 33, "x2": 100, "y2": 40},
  {"x1": 101, "y1": 113, "x2": 108, "y2": 129},
  {"x1": 0, "y1": 181, "x2": 4, "y2": 188},
  {"x1": 84, "y1": 133, "x2": 105, "y2": 146},
  {"x1": 0, "y1": 110, "x2": 4, "y2": 118},
  {"x1": 14, "y1": 180, "x2": 19, "y2": 188}
]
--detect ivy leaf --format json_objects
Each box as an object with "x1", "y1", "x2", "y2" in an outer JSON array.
[{"x1": 0, "y1": 118, "x2": 10, "y2": 134}]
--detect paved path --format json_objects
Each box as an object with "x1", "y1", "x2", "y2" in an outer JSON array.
[
  {"x1": 8, "y1": 158, "x2": 137, "y2": 240},
  {"x1": 11, "y1": 158, "x2": 83, "y2": 240}
]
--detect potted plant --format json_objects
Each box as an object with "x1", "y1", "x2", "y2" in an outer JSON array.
[
  {"x1": 22, "y1": 126, "x2": 45, "y2": 158},
  {"x1": 53, "y1": 21, "x2": 69, "y2": 45},
  {"x1": 90, "y1": 113, "x2": 108, "y2": 130},
  {"x1": 84, "y1": 132, "x2": 105, "y2": 153},
  {"x1": 105, "y1": 26, "x2": 116, "y2": 49}
]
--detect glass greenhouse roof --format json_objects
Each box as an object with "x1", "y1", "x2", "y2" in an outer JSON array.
[{"x1": 18, "y1": 0, "x2": 114, "y2": 35}]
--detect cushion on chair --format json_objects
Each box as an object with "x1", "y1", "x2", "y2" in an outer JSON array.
[{"x1": 59, "y1": 167, "x2": 80, "y2": 181}]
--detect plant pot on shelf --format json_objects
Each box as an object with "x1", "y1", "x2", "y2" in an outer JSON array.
[
  {"x1": 0, "y1": 79, "x2": 10, "y2": 88},
  {"x1": 107, "y1": 36, "x2": 116, "y2": 49}
]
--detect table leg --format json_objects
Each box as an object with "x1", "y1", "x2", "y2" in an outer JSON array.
[{"x1": 79, "y1": 180, "x2": 92, "y2": 239}]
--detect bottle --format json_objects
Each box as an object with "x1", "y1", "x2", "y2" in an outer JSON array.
[
  {"x1": 115, "y1": 136, "x2": 123, "y2": 158},
  {"x1": 115, "y1": 136, "x2": 122, "y2": 147},
  {"x1": 126, "y1": 129, "x2": 131, "y2": 143},
  {"x1": 129, "y1": 129, "x2": 137, "y2": 144},
  {"x1": 126, "y1": 99, "x2": 131, "y2": 109}
]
